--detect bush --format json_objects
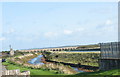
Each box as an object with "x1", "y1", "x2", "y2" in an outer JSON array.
[{"x1": 43, "y1": 52, "x2": 100, "y2": 66}]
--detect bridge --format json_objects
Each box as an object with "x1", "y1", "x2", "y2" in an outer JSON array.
[{"x1": 19, "y1": 46, "x2": 78, "y2": 52}]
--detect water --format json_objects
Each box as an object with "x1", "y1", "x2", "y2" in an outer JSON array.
[
  {"x1": 28, "y1": 55, "x2": 44, "y2": 65},
  {"x1": 28, "y1": 55, "x2": 84, "y2": 72},
  {"x1": 71, "y1": 67, "x2": 84, "y2": 72}
]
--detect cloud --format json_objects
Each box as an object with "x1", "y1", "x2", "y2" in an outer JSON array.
[
  {"x1": 0, "y1": 37, "x2": 6, "y2": 41},
  {"x1": 6, "y1": 28, "x2": 15, "y2": 34},
  {"x1": 76, "y1": 27, "x2": 84, "y2": 32},
  {"x1": 44, "y1": 32, "x2": 57, "y2": 37},
  {"x1": 96, "y1": 19, "x2": 115, "y2": 29},
  {"x1": 104, "y1": 19, "x2": 116, "y2": 32},
  {"x1": 63, "y1": 30, "x2": 73, "y2": 35},
  {"x1": 95, "y1": 19, "x2": 117, "y2": 36},
  {"x1": 105, "y1": 19, "x2": 113, "y2": 25}
]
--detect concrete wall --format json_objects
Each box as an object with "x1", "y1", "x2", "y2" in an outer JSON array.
[
  {"x1": 99, "y1": 59, "x2": 120, "y2": 71},
  {"x1": 99, "y1": 42, "x2": 120, "y2": 71}
]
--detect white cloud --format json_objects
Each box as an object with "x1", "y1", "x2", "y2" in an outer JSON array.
[
  {"x1": 63, "y1": 28, "x2": 84, "y2": 35},
  {"x1": 63, "y1": 30, "x2": 73, "y2": 35},
  {"x1": 95, "y1": 19, "x2": 117, "y2": 36},
  {"x1": 105, "y1": 20, "x2": 112, "y2": 25},
  {"x1": 102, "y1": 19, "x2": 117, "y2": 32},
  {"x1": 76, "y1": 27, "x2": 84, "y2": 32},
  {"x1": 44, "y1": 32, "x2": 57, "y2": 37},
  {"x1": 0, "y1": 37, "x2": 6, "y2": 41},
  {"x1": 6, "y1": 28, "x2": 15, "y2": 34}
]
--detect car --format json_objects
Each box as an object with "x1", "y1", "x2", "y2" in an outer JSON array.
[{"x1": 2, "y1": 59, "x2": 6, "y2": 62}]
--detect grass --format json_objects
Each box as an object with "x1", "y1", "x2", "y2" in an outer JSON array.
[
  {"x1": 77, "y1": 44, "x2": 100, "y2": 48},
  {"x1": 75, "y1": 69, "x2": 120, "y2": 76},
  {"x1": 2, "y1": 60, "x2": 120, "y2": 76},
  {"x1": 2, "y1": 52, "x2": 120, "y2": 76},
  {"x1": 44, "y1": 51, "x2": 100, "y2": 66},
  {"x1": 2, "y1": 61, "x2": 63, "y2": 75}
]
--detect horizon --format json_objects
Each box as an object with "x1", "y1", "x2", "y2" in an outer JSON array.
[
  {"x1": 2, "y1": 43, "x2": 99, "y2": 51},
  {"x1": 0, "y1": 2, "x2": 118, "y2": 51}
]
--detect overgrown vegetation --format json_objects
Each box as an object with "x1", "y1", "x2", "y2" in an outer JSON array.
[
  {"x1": 5, "y1": 53, "x2": 76, "y2": 74},
  {"x1": 77, "y1": 44, "x2": 99, "y2": 49},
  {"x1": 43, "y1": 51, "x2": 100, "y2": 66},
  {"x1": 2, "y1": 60, "x2": 120, "y2": 76},
  {"x1": 72, "y1": 44, "x2": 100, "y2": 51},
  {"x1": 75, "y1": 69, "x2": 120, "y2": 75},
  {"x1": 2, "y1": 61, "x2": 62, "y2": 75},
  {"x1": 2, "y1": 51, "x2": 120, "y2": 76}
]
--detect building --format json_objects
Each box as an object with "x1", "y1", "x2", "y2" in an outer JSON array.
[{"x1": 9, "y1": 45, "x2": 14, "y2": 56}]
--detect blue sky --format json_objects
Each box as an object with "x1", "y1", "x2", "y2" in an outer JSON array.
[{"x1": 1, "y1": 2, "x2": 118, "y2": 51}]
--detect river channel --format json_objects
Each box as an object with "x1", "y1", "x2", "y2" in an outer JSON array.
[{"x1": 28, "y1": 54, "x2": 84, "y2": 73}]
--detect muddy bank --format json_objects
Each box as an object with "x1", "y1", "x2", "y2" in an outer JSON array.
[
  {"x1": 42, "y1": 53, "x2": 99, "y2": 72},
  {"x1": 45, "y1": 60, "x2": 99, "y2": 72},
  {"x1": 43, "y1": 51, "x2": 100, "y2": 66}
]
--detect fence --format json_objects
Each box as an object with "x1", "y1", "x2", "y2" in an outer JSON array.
[{"x1": 99, "y1": 42, "x2": 120, "y2": 71}]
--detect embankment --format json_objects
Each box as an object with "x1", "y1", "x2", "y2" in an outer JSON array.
[
  {"x1": 43, "y1": 51, "x2": 100, "y2": 67},
  {"x1": 7, "y1": 53, "x2": 77, "y2": 74}
]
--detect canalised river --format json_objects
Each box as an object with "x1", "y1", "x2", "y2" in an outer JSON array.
[
  {"x1": 28, "y1": 55, "x2": 84, "y2": 72},
  {"x1": 28, "y1": 55, "x2": 44, "y2": 65}
]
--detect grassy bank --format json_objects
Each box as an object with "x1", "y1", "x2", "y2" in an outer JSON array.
[
  {"x1": 2, "y1": 53, "x2": 62, "y2": 75},
  {"x1": 3, "y1": 61, "x2": 120, "y2": 76},
  {"x1": 3, "y1": 53, "x2": 76, "y2": 75},
  {"x1": 75, "y1": 69, "x2": 120, "y2": 75},
  {"x1": 43, "y1": 51, "x2": 100, "y2": 66},
  {"x1": 2, "y1": 60, "x2": 63, "y2": 75}
]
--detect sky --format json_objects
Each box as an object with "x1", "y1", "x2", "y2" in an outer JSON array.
[{"x1": 0, "y1": 2, "x2": 118, "y2": 51}]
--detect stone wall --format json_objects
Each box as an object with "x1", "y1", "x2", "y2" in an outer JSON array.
[{"x1": 2, "y1": 69, "x2": 30, "y2": 76}]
